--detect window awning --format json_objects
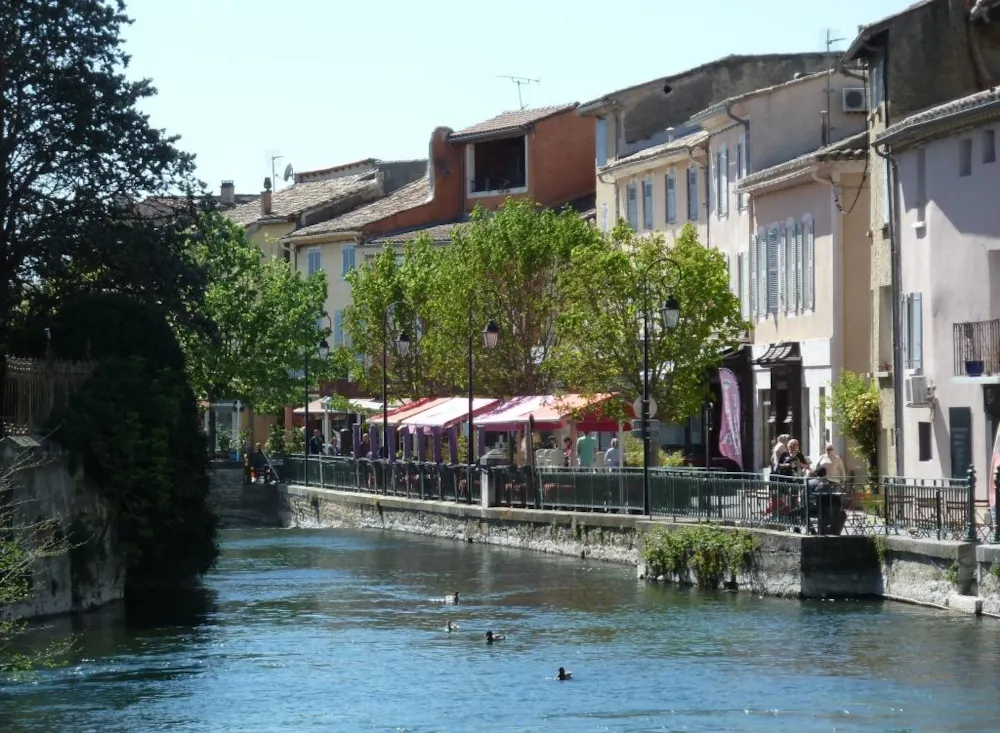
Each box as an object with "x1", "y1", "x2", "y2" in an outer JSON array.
[
  {"x1": 369, "y1": 397, "x2": 450, "y2": 425},
  {"x1": 475, "y1": 393, "x2": 626, "y2": 431},
  {"x1": 400, "y1": 397, "x2": 499, "y2": 432},
  {"x1": 753, "y1": 342, "x2": 801, "y2": 366}
]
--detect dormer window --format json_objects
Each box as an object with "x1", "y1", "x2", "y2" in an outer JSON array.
[{"x1": 467, "y1": 136, "x2": 528, "y2": 196}]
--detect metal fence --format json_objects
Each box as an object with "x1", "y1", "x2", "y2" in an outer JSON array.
[{"x1": 281, "y1": 455, "x2": 988, "y2": 540}]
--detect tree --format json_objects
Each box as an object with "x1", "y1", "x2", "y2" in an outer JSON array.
[
  {"x1": 175, "y1": 214, "x2": 341, "y2": 416},
  {"x1": 345, "y1": 199, "x2": 603, "y2": 399},
  {"x1": 553, "y1": 223, "x2": 745, "y2": 423},
  {"x1": 824, "y1": 371, "x2": 880, "y2": 484},
  {"x1": 0, "y1": 0, "x2": 206, "y2": 340}
]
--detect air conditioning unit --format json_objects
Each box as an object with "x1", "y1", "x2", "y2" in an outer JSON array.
[
  {"x1": 842, "y1": 87, "x2": 868, "y2": 113},
  {"x1": 904, "y1": 374, "x2": 931, "y2": 406}
]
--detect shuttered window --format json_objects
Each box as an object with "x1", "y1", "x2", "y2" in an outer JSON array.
[
  {"x1": 757, "y1": 231, "x2": 767, "y2": 317},
  {"x1": 626, "y1": 182, "x2": 638, "y2": 230},
  {"x1": 307, "y1": 248, "x2": 322, "y2": 275},
  {"x1": 600, "y1": 203, "x2": 608, "y2": 232},
  {"x1": 804, "y1": 216, "x2": 815, "y2": 310},
  {"x1": 334, "y1": 310, "x2": 344, "y2": 346},
  {"x1": 749, "y1": 235, "x2": 758, "y2": 319},
  {"x1": 687, "y1": 167, "x2": 699, "y2": 221},
  {"x1": 739, "y1": 252, "x2": 750, "y2": 321},
  {"x1": 642, "y1": 177, "x2": 654, "y2": 229},
  {"x1": 766, "y1": 226, "x2": 780, "y2": 315},
  {"x1": 778, "y1": 224, "x2": 788, "y2": 313},
  {"x1": 665, "y1": 172, "x2": 677, "y2": 223},
  {"x1": 720, "y1": 146, "x2": 729, "y2": 217},
  {"x1": 341, "y1": 245, "x2": 356, "y2": 277}
]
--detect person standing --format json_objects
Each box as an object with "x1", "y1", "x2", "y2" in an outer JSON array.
[
  {"x1": 604, "y1": 438, "x2": 621, "y2": 470},
  {"x1": 576, "y1": 431, "x2": 597, "y2": 468},
  {"x1": 816, "y1": 443, "x2": 846, "y2": 484}
]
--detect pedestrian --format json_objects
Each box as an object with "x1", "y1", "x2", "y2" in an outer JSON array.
[
  {"x1": 576, "y1": 431, "x2": 597, "y2": 468},
  {"x1": 604, "y1": 437, "x2": 621, "y2": 470},
  {"x1": 815, "y1": 443, "x2": 846, "y2": 484},
  {"x1": 308, "y1": 428, "x2": 325, "y2": 456}
]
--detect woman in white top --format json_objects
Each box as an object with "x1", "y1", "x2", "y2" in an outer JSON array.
[{"x1": 815, "y1": 443, "x2": 846, "y2": 484}]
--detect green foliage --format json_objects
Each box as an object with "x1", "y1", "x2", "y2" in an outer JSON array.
[
  {"x1": 174, "y1": 213, "x2": 340, "y2": 414},
  {"x1": 643, "y1": 525, "x2": 757, "y2": 590},
  {"x1": 47, "y1": 296, "x2": 218, "y2": 593},
  {"x1": 0, "y1": 0, "x2": 208, "y2": 341},
  {"x1": 946, "y1": 562, "x2": 959, "y2": 586},
  {"x1": 990, "y1": 558, "x2": 1000, "y2": 581},
  {"x1": 621, "y1": 433, "x2": 684, "y2": 467},
  {"x1": 285, "y1": 427, "x2": 305, "y2": 454},
  {"x1": 824, "y1": 371, "x2": 880, "y2": 481},
  {"x1": 869, "y1": 534, "x2": 887, "y2": 565},
  {"x1": 265, "y1": 423, "x2": 286, "y2": 455},
  {"x1": 217, "y1": 429, "x2": 233, "y2": 454},
  {"x1": 554, "y1": 223, "x2": 745, "y2": 423}
]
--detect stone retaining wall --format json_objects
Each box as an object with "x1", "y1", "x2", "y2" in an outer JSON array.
[{"x1": 208, "y1": 463, "x2": 282, "y2": 528}]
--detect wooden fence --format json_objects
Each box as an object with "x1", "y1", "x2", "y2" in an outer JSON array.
[{"x1": 1, "y1": 356, "x2": 95, "y2": 435}]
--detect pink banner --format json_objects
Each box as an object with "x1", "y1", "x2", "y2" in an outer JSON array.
[{"x1": 718, "y1": 368, "x2": 742, "y2": 470}]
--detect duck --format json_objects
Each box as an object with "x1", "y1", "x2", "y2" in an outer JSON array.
[
  {"x1": 485, "y1": 630, "x2": 506, "y2": 644},
  {"x1": 444, "y1": 591, "x2": 460, "y2": 605},
  {"x1": 446, "y1": 620, "x2": 460, "y2": 633},
  {"x1": 557, "y1": 667, "x2": 572, "y2": 681}
]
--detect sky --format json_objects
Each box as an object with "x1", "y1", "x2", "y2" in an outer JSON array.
[{"x1": 121, "y1": 0, "x2": 911, "y2": 196}]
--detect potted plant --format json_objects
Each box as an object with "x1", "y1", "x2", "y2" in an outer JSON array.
[
  {"x1": 966, "y1": 360, "x2": 985, "y2": 377},
  {"x1": 217, "y1": 428, "x2": 234, "y2": 460}
]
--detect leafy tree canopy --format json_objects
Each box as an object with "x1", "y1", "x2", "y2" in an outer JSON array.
[
  {"x1": 554, "y1": 222, "x2": 745, "y2": 423},
  {"x1": 175, "y1": 214, "x2": 341, "y2": 414}
]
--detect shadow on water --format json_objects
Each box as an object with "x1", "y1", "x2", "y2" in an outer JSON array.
[{"x1": 122, "y1": 583, "x2": 219, "y2": 630}]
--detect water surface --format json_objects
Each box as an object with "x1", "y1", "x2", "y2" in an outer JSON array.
[{"x1": 4, "y1": 528, "x2": 1000, "y2": 732}]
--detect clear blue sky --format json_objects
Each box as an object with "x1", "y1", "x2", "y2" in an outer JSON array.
[{"x1": 121, "y1": 0, "x2": 909, "y2": 195}]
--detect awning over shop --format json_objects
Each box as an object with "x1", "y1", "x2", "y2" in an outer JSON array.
[
  {"x1": 369, "y1": 397, "x2": 450, "y2": 425},
  {"x1": 400, "y1": 397, "x2": 499, "y2": 432},
  {"x1": 292, "y1": 398, "x2": 327, "y2": 415},
  {"x1": 475, "y1": 393, "x2": 628, "y2": 432},
  {"x1": 350, "y1": 398, "x2": 395, "y2": 413},
  {"x1": 474, "y1": 395, "x2": 549, "y2": 431},
  {"x1": 753, "y1": 342, "x2": 800, "y2": 366},
  {"x1": 293, "y1": 397, "x2": 402, "y2": 415}
]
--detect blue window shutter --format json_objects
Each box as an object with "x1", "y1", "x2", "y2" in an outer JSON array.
[
  {"x1": 596, "y1": 118, "x2": 608, "y2": 168},
  {"x1": 341, "y1": 246, "x2": 350, "y2": 276},
  {"x1": 626, "y1": 183, "x2": 638, "y2": 230},
  {"x1": 600, "y1": 203, "x2": 608, "y2": 232},
  {"x1": 766, "y1": 227, "x2": 780, "y2": 314},
  {"x1": 307, "y1": 249, "x2": 321, "y2": 275},
  {"x1": 740, "y1": 252, "x2": 750, "y2": 321},
  {"x1": 901, "y1": 294, "x2": 910, "y2": 369},
  {"x1": 748, "y1": 240, "x2": 757, "y2": 319},
  {"x1": 912, "y1": 292, "x2": 923, "y2": 370},
  {"x1": 778, "y1": 225, "x2": 787, "y2": 313},
  {"x1": 720, "y1": 146, "x2": 729, "y2": 217},
  {"x1": 334, "y1": 310, "x2": 343, "y2": 346},
  {"x1": 805, "y1": 218, "x2": 815, "y2": 310},
  {"x1": 687, "y1": 167, "x2": 698, "y2": 221},
  {"x1": 665, "y1": 173, "x2": 677, "y2": 223}
]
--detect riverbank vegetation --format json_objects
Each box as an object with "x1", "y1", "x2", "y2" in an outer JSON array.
[{"x1": 642, "y1": 525, "x2": 758, "y2": 590}]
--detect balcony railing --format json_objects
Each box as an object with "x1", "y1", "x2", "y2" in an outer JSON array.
[{"x1": 953, "y1": 318, "x2": 1000, "y2": 377}]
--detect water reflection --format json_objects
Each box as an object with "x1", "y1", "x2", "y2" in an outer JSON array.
[{"x1": 6, "y1": 528, "x2": 1000, "y2": 732}]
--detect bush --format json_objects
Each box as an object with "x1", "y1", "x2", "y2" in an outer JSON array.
[
  {"x1": 265, "y1": 423, "x2": 286, "y2": 455},
  {"x1": 824, "y1": 371, "x2": 880, "y2": 485},
  {"x1": 643, "y1": 525, "x2": 757, "y2": 590},
  {"x1": 621, "y1": 433, "x2": 684, "y2": 467}
]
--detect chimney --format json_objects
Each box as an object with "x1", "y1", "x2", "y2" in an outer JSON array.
[
  {"x1": 261, "y1": 177, "x2": 272, "y2": 216},
  {"x1": 666, "y1": 127, "x2": 675, "y2": 142},
  {"x1": 220, "y1": 180, "x2": 235, "y2": 205}
]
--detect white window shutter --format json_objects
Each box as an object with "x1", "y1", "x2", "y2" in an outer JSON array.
[
  {"x1": 601, "y1": 203, "x2": 608, "y2": 232},
  {"x1": 795, "y1": 220, "x2": 804, "y2": 311},
  {"x1": 913, "y1": 292, "x2": 923, "y2": 370},
  {"x1": 740, "y1": 252, "x2": 750, "y2": 321},
  {"x1": 778, "y1": 226, "x2": 787, "y2": 312},
  {"x1": 709, "y1": 154, "x2": 716, "y2": 216},
  {"x1": 805, "y1": 217, "x2": 815, "y2": 310},
  {"x1": 766, "y1": 227, "x2": 780, "y2": 315},
  {"x1": 720, "y1": 147, "x2": 729, "y2": 217},
  {"x1": 757, "y1": 233, "x2": 767, "y2": 317},
  {"x1": 901, "y1": 294, "x2": 910, "y2": 369},
  {"x1": 749, "y1": 236, "x2": 758, "y2": 318}
]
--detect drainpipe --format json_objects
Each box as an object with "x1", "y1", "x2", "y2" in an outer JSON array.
[
  {"x1": 725, "y1": 103, "x2": 752, "y2": 251},
  {"x1": 872, "y1": 140, "x2": 905, "y2": 478}
]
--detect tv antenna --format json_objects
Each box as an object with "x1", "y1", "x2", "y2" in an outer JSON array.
[
  {"x1": 823, "y1": 28, "x2": 845, "y2": 52},
  {"x1": 497, "y1": 75, "x2": 540, "y2": 110},
  {"x1": 269, "y1": 153, "x2": 284, "y2": 191}
]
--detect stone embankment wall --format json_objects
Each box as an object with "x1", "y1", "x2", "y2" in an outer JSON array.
[
  {"x1": 208, "y1": 463, "x2": 282, "y2": 528},
  {"x1": 3, "y1": 455, "x2": 124, "y2": 621}
]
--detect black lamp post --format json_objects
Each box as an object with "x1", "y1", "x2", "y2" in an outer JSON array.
[
  {"x1": 640, "y1": 256, "x2": 681, "y2": 517},
  {"x1": 302, "y1": 338, "x2": 330, "y2": 486},
  {"x1": 466, "y1": 315, "x2": 499, "y2": 504},
  {"x1": 381, "y1": 302, "x2": 410, "y2": 459}
]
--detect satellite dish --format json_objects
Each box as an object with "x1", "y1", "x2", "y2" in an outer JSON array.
[{"x1": 283, "y1": 163, "x2": 294, "y2": 182}]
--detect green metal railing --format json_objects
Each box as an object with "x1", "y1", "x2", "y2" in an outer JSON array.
[{"x1": 281, "y1": 455, "x2": 983, "y2": 539}]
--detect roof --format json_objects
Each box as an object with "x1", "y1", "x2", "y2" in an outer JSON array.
[
  {"x1": 578, "y1": 54, "x2": 841, "y2": 114},
  {"x1": 294, "y1": 158, "x2": 378, "y2": 181},
  {"x1": 224, "y1": 173, "x2": 377, "y2": 227},
  {"x1": 843, "y1": 0, "x2": 935, "y2": 61},
  {"x1": 367, "y1": 219, "x2": 464, "y2": 246},
  {"x1": 449, "y1": 103, "x2": 578, "y2": 142},
  {"x1": 691, "y1": 70, "x2": 834, "y2": 122},
  {"x1": 289, "y1": 176, "x2": 432, "y2": 239},
  {"x1": 972, "y1": 0, "x2": 1000, "y2": 22},
  {"x1": 136, "y1": 193, "x2": 258, "y2": 220},
  {"x1": 736, "y1": 132, "x2": 869, "y2": 191},
  {"x1": 601, "y1": 130, "x2": 709, "y2": 174},
  {"x1": 875, "y1": 87, "x2": 1000, "y2": 148}
]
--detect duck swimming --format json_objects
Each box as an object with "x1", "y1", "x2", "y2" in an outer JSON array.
[
  {"x1": 485, "y1": 631, "x2": 506, "y2": 644},
  {"x1": 557, "y1": 667, "x2": 572, "y2": 681},
  {"x1": 446, "y1": 620, "x2": 460, "y2": 633},
  {"x1": 444, "y1": 591, "x2": 460, "y2": 605}
]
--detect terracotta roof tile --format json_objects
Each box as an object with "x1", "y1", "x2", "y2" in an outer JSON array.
[
  {"x1": 601, "y1": 130, "x2": 709, "y2": 174},
  {"x1": 737, "y1": 132, "x2": 868, "y2": 190},
  {"x1": 367, "y1": 219, "x2": 463, "y2": 246},
  {"x1": 289, "y1": 176, "x2": 432, "y2": 238},
  {"x1": 224, "y1": 173, "x2": 377, "y2": 227},
  {"x1": 875, "y1": 87, "x2": 1000, "y2": 146},
  {"x1": 449, "y1": 103, "x2": 578, "y2": 142}
]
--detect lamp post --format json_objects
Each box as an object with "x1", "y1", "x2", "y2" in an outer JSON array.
[
  {"x1": 302, "y1": 338, "x2": 330, "y2": 486},
  {"x1": 640, "y1": 256, "x2": 681, "y2": 517},
  {"x1": 381, "y1": 302, "x2": 411, "y2": 460},
  {"x1": 467, "y1": 313, "x2": 500, "y2": 504}
]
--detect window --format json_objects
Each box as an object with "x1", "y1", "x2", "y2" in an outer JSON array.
[
  {"x1": 626, "y1": 182, "x2": 638, "y2": 230},
  {"x1": 869, "y1": 52, "x2": 885, "y2": 109},
  {"x1": 665, "y1": 172, "x2": 677, "y2": 223},
  {"x1": 915, "y1": 147, "x2": 927, "y2": 223},
  {"x1": 749, "y1": 235, "x2": 758, "y2": 318},
  {"x1": 596, "y1": 118, "x2": 608, "y2": 168},
  {"x1": 469, "y1": 136, "x2": 527, "y2": 194},
  {"x1": 642, "y1": 177, "x2": 654, "y2": 229},
  {"x1": 714, "y1": 148, "x2": 729, "y2": 218},
  {"x1": 341, "y1": 245, "x2": 355, "y2": 277},
  {"x1": 803, "y1": 216, "x2": 814, "y2": 311},
  {"x1": 687, "y1": 167, "x2": 699, "y2": 221},
  {"x1": 739, "y1": 251, "x2": 750, "y2": 321},
  {"x1": 901, "y1": 292, "x2": 923, "y2": 371},
  {"x1": 766, "y1": 226, "x2": 780, "y2": 315},
  {"x1": 984, "y1": 129, "x2": 996, "y2": 164},
  {"x1": 917, "y1": 421, "x2": 932, "y2": 462},
  {"x1": 735, "y1": 141, "x2": 747, "y2": 211},
  {"x1": 307, "y1": 248, "x2": 322, "y2": 275},
  {"x1": 959, "y1": 138, "x2": 973, "y2": 177},
  {"x1": 600, "y1": 203, "x2": 608, "y2": 232},
  {"x1": 756, "y1": 232, "x2": 767, "y2": 317}
]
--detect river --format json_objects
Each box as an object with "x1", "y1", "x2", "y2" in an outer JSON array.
[{"x1": 4, "y1": 528, "x2": 1000, "y2": 732}]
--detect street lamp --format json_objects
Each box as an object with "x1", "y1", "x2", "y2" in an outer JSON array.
[
  {"x1": 466, "y1": 315, "x2": 500, "y2": 504},
  {"x1": 381, "y1": 301, "x2": 411, "y2": 460},
  {"x1": 303, "y1": 337, "x2": 330, "y2": 486},
  {"x1": 641, "y1": 257, "x2": 682, "y2": 517}
]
